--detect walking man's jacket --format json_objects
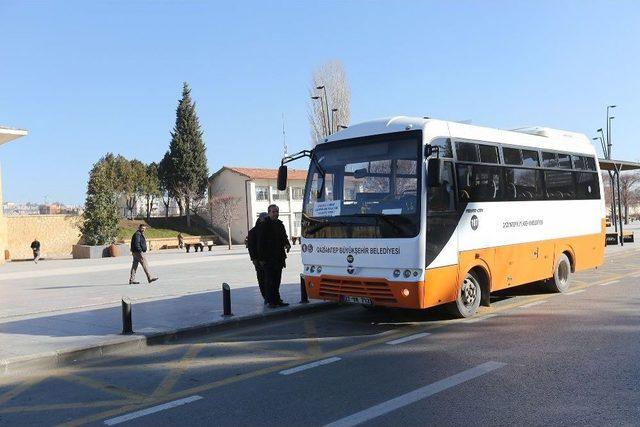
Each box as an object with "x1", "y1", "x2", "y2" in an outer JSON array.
[{"x1": 130, "y1": 230, "x2": 147, "y2": 253}]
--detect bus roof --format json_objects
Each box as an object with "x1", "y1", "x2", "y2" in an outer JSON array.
[{"x1": 322, "y1": 116, "x2": 596, "y2": 156}]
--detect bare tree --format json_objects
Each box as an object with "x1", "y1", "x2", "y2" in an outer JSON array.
[
  {"x1": 308, "y1": 60, "x2": 351, "y2": 146},
  {"x1": 209, "y1": 194, "x2": 241, "y2": 250},
  {"x1": 619, "y1": 171, "x2": 640, "y2": 224}
]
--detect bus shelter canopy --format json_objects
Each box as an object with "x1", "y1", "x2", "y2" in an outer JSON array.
[{"x1": 598, "y1": 158, "x2": 640, "y2": 172}]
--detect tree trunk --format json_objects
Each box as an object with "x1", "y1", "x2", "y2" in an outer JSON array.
[
  {"x1": 177, "y1": 198, "x2": 184, "y2": 216},
  {"x1": 186, "y1": 197, "x2": 191, "y2": 228},
  {"x1": 227, "y1": 225, "x2": 232, "y2": 250}
]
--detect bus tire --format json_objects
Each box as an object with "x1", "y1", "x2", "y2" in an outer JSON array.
[
  {"x1": 545, "y1": 253, "x2": 571, "y2": 293},
  {"x1": 449, "y1": 271, "x2": 481, "y2": 318}
]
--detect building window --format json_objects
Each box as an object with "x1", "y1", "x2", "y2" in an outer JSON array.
[
  {"x1": 292, "y1": 187, "x2": 304, "y2": 200},
  {"x1": 256, "y1": 186, "x2": 268, "y2": 201},
  {"x1": 272, "y1": 188, "x2": 289, "y2": 201}
]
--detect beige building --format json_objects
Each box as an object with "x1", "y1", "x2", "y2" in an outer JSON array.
[
  {"x1": 207, "y1": 167, "x2": 307, "y2": 243},
  {"x1": 1, "y1": 126, "x2": 28, "y2": 264}
]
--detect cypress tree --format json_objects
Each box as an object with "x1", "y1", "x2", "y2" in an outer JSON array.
[
  {"x1": 81, "y1": 155, "x2": 120, "y2": 245},
  {"x1": 166, "y1": 82, "x2": 208, "y2": 227}
]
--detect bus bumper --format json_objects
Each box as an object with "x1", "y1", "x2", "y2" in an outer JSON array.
[{"x1": 302, "y1": 274, "x2": 426, "y2": 309}]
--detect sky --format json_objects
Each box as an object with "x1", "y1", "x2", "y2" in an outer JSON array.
[{"x1": 1, "y1": 0, "x2": 639, "y2": 205}]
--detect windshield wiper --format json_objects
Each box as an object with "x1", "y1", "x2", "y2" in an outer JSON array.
[
  {"x1": 353, "y1": 213, "x2": 408, "y2": 234},
  {"x1": 305, "y1": 219, "x2": 352, "y2": 235}
]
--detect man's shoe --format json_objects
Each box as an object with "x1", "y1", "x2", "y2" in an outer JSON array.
[
  {"x1": 267, "y1": 303, "x2": 279, "y2": 308},
  {"x1": 149, "y1": 277, "x2": 158, "y2": 283},
  {"x1": 277, "y1": 302, "x2": 290, "y2": 307},
  {"x1": 129, "y1": 280, "x2": 140, "y2": 285}
]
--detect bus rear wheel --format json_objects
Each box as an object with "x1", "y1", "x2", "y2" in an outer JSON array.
[
  {"x1": 545, "y1": 253, "x2": 572, "y2": 293},
  {"x1": 449, "y1": 272, "x2": 481, "y2": 318}
]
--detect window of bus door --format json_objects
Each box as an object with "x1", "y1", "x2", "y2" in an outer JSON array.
[{"x1": 427, "y1": 161, "x2": 455, "y2": 212}]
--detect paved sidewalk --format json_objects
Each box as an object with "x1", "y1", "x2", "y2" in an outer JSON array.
[{"x1": 0, "y1": 246, "x2": 329, "y2": 374}]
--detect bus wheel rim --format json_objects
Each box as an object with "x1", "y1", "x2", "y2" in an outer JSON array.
[
  {"x1": 461, "y1": 277, "x2": 478, "y2": 307},
  {"x1": 558, "y1": 260, "x2": 569, "y2": 284}
]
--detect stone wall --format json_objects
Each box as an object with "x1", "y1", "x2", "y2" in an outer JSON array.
[{"x1": 6, "y1": 215, "x2": 82, "y2": 260}]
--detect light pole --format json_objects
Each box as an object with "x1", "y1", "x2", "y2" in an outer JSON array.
[
  {"x1": 598, "y1": 127, "x2": 617, "y2": 231},
  {"x1": 592, "y1": 136, "x2": 606, "y2": 159},
  {"x1": 316, "y1": 85, "x2": 331, "y2": 136},
  {"x1": 331, "y1": 108, "x2": 338, "y2": 134},
  {"x1": 606, "y1": 105, "x2": 616, "y2": 159},
  {"x1": 311, "y1": 96, "x2": 327, "y2": 137}
]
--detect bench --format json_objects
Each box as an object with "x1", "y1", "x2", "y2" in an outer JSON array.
[
  {"x1": 623, "y1": 231, "x2": 634, "y2": 243},
  {"x1": 605, "y1": 233, "x2": 619, "y2": 246},
  {"x1": 185, "y1": 240, "x2": 215, "y2": 252}
]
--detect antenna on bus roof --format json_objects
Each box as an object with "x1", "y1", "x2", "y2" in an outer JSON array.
[{"x1": 455, "y1": 119, "x2": 473, "y2": 124}]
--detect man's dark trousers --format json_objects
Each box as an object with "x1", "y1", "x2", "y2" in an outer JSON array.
[
  {"x1": 253, "y1": 261, "x2": 267, "y2": 301},
  {"x1": 264, "y1": 261, "x2": 283, "y2": 305}
]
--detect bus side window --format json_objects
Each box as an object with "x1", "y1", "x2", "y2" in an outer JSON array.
[
  {"x1": 428, "y1": 161, "x2": 455, "y2": 212},
  {"x1": 429, "y1": 138, "x2": 454, "y2": 158}
]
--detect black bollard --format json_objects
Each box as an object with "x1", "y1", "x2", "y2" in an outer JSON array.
[
  {"x1": 299, "y1": 274, "x2": 309, "y2": 304},
  {"x1": 121, "y1": 298, "x2": 133, "y2": 335},
  {"x1": 222, "y1": 283, "x2": 233, "y2": 316}
]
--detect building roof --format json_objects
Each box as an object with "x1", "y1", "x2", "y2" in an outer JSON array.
[
  {"x1": 210, "y1": 166, "x2": 307, "y2": 181},
  {"x1": 0, "y1": 126, "x2": 28, "y2": 146},
  {"x1": 598, "y1": 158, "x2": 640, "y2": 172}
]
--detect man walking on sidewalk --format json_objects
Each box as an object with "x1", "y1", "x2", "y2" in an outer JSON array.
[
  {"x1": 30, "y1": 238, "x2": 41, "y2": 263},
  {"x1": 258, "y1": 205, "x2": 291, "y2": 308},
  {"x1": 130, "y1": 224, "x2": 158, "y2": 285}
]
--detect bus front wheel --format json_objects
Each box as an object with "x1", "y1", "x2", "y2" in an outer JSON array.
[
  {"x1": 449, "y1": 272, "x2": 481, "y2": 318},
  {"x1": 545, "y1": 253, "x2": 571, "y2": 293}
]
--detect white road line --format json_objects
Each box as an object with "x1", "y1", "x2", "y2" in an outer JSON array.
[
  {"x1": 598, "y1": 280, "x2": 620, "y2": 287},
  {"x1": 462, "y1": 314, "x2": 497, "y2": 323},
  {"x1": 103, "y1": 395, "x2": 203, "y2": 425},
  {"x1": 565, "y1": 289, "x2": 585, "y2": 295},
  {"x1": 385, "y1": 333, "x2": 432, "y2": 345},
  {"x1": 279, "y1": 357, "x2": 342, "y2": 375},
  {"x1": 519, "y1": 300, "x2": 547, "y2": 309},
  {"x1": 324, "y1": 361, "x2": 505, "y2": 427}
]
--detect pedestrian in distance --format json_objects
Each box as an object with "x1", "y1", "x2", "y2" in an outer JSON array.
[
  {"x1": 30, "y1": 238, "x2": 41, "y2": 264},
  {"x1": 177, "y1": 232, "x2": 184, "y2": 249},
  {"x1": 247, "y1": 212, "x2": 268, "y2": 304},
  {"x1": 129, "y1": 224, "x2": 158, "y2": 285},
  {"x1": 257, "y1": 204, "x2": 291, "y2": 308}
]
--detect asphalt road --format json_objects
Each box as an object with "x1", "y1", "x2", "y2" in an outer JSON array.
[{"x1": 1, "y1": 247, "x2": 639, "y2": 426}]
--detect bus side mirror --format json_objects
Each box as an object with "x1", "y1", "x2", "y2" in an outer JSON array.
[
  {"x1": 277, "y1": 165, "x2": 288, "y2": 191},
  {"x1": 427, "y1": 158, "x2": 442, "y2": 187}
]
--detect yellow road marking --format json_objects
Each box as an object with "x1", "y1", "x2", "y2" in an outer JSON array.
[
  {"x1": 0, "y1": 376, "x2": 45, "y2": 405},
  {"x1": 0, "y1": 399, "x2": 130, "y2": 414},
  {"x1": 152, "y1": 346, "x2": 201, "y2": 398},
  {"x1": 304, "y1": 320, "x2": 323, "y2": 356},
  {"x1": 61, "y1": 374, "x2": 147, "y2": 401}
]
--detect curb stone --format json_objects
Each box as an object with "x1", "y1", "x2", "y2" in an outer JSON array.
[{"x1": 0, "y1": 301, "x2": 338, "y2": 376}]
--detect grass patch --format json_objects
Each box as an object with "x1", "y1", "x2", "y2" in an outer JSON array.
[{"x1": 117, "y1": 217, "x2": 213, "y2": 240}]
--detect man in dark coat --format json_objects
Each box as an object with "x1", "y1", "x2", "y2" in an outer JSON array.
[
  {"x1": 258, "y1": 204, "x2": 291, "y2": 308},
  {"x1": 130, "y1": 224, "x2": 158, "y2": 284},
  {"x1": 30, "y1": 238, "x2": 41, "y2": 264},
  {"x1": 248, "y1": 212, "x2": 268, "y2": 304}
]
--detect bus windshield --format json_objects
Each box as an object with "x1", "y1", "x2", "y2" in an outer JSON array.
[{"x1": 302, "y1": 132, "x2": 422, "y2": 239}]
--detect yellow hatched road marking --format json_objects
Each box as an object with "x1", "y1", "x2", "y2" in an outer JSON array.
[{"x1": 152, "y1": 346, "x2": 202, "y2": 398}]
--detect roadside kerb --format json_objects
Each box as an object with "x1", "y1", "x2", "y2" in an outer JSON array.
[{"x1": 0, "y1": 301, "x2": 338, "y2": 376}]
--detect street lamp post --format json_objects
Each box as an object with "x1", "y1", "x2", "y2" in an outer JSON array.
[
  {"x1": 331, "y1": 108, "x2": 338, "y2": 134},
  {"x1": 606, "y1": 105, "x2": 616, "y2": 159},
  {"x1": 598, "y1": 127, "x2": 617, "y2": 231},
  {"x1": 317, "y1": 86, "x2": 331, "y2": 135},
  {"x1": 311, "y1": 96, "x2": 327, "y2": 137}
]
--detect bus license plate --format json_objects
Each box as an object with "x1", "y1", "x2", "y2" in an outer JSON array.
[{"x1": 341, "y1": 296, "x2": 372, "y2": 305}]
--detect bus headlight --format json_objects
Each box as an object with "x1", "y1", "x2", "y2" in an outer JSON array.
[
  {"x1": 310, "y1": 266, "x2": 316, "y2": 273},
  {"x1": 402, "y1": 288, "x2": 410, "y2": 297},
  {"x1": 393, "y1": 269, "x2": 401, "y2": 278},
  {"x1": 316, "y1": 266, "x2": 322, "y2": 274},
  {"x1": 403, "y1": 269, "x2": 411, "y2": 278}
]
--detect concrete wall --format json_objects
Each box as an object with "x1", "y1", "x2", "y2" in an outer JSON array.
[{"x1": 6, "y1": 215, "x2": 82, "y2": 260}]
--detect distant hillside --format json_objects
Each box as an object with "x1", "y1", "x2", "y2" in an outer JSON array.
[{"x1": 117, "y1": 217, "x2": 214, "y2": 240}]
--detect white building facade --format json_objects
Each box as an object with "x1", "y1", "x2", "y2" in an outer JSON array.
[{"x1": 207, "y1": 167, "x2": 307, "y2": 243}]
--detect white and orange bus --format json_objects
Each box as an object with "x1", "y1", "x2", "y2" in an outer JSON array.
[{"x1": 278, "y1": 117, "x2": 605, "y2": 317}]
